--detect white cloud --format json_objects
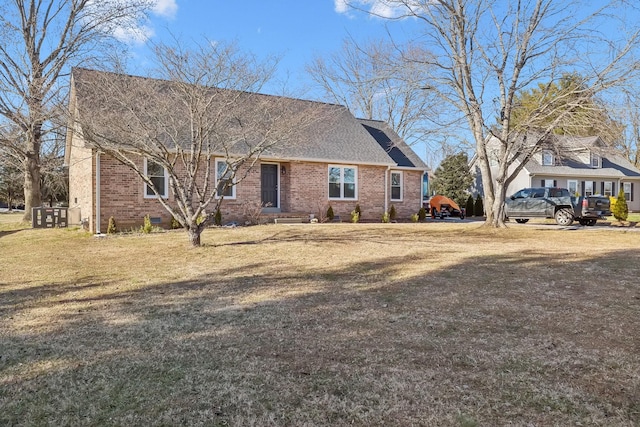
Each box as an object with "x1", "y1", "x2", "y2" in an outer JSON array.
[
  {"x1": 152, "y1": 0, "x2": 178, "y2": 19},
  {"x1": 112, "y1": 25, "x2": 155, "y2": 44},
  {"x1": 109, "y1": 0, "x2": 177, "y2": 44},
  {"x1": 370, "y1": 2, "x2": 398, "y2": 18},
  {"x1": 334, "y1": 0, "x2": 423, "y2": 19},
  {"x1": 334, "y1": 0, "x2": 349, "y2": 13}
]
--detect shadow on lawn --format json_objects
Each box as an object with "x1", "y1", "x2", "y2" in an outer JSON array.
[
  {"x1": 0, "y1": 229, "x2": 23, "y2": 239},
  {"x1": 1, "y1": 244, "x2": 639, "y2": 426}
]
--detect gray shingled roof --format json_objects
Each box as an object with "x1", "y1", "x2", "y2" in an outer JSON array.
[
  {"x1": 71, "y1": 68, "x2": 423, "y2": 168},
  {"x1": 522, "y1": 134, "x2": 640, "y2": 178},
  {"x1": 357, "y1": 119, "x2": 428, "y2": 169},
  {"x1": 525, "y1": 155, "x2": 640, "y2": 178}
]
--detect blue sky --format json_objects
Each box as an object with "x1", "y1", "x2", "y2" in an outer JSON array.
[{"x1": 131, "y1": 1, "x2": 416, "y2": 96}]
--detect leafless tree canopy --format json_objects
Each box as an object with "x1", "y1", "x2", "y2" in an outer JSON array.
[
  {"x1": 344, "y1": 0, "x2": 640, "y2": 226},
  {"x1": 0, "y1": 0, "x2": 152, "y2": 221},
  {"x1": 306, "y1": 37, "x2": 458, "y2": 167},
  {"x1": 72, "y1": 40, "x2": 329, "y2": 246}
]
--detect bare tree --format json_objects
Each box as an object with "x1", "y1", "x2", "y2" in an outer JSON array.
[
  {"x1": 344, "y1": 0, "x2": 640, "y2": 226},
  {"x1": 0, "y1": 0, "x2": 152, "y2": 221},
  {"x1": 306, "y1": 37, "x2": 453, "y2": 165},
  {"x1": 612, "y1": 92, "x2": 640, "y2": 168},
  {"x1": 0, "y1": 128, "x2": 24, "y2": 211},
  {"x1": 71, "y1": 40, "x2": 326, "y2": 246}
]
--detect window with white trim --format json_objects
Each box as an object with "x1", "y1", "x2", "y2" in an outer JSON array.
[
  {"x1": 567, "y1": 180, "x2": 578, "y2": 196},
  {"x1": 603, "y1": 181, "x2": 613, "y2": 197},
  {"x1": 216, "y1": 159, "x2": 235, "y2": 199},
  {"x1": 542, "y1": 150, "x2": 554, "y2": 166},
  {"x1": 328, "y1": 165, "x2": 357, "y2": 200},
  {"x1": 624, "y1": 182, "x2": 632, "y2": 201},
  {"x1": 591, "y1": 152, "x2": 601, "y2": 168},
  {"x1": 584, "y1": 181, "x2": 593, "y2": 196},
  {"x1": 144, "y1": 158, "x2": 168, "y2": 198},
  {"x1": 543, "y1": 179, "x2": 555, "y2": 188},
  {"x1": 390, "y1": 171, "x2": 403, "y2": 201}
]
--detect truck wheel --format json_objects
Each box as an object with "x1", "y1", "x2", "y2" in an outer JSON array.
[
  {"x1": 578, "y1": 219, "x2": 587, "y2": 226},
  {"x1": 515, "y1": 219, "x2": 529, "y2": 224},
  {"x1": 587, "y1": 219, "x2": 596, "y2": 226},
  {"x1": 554, "y1": 208, "x2": 574, "y2": 226}
]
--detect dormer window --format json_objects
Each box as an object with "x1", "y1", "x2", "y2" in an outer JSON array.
[
  {"x1": 591, "y1": 152, "x2": 601, "y2": 168},
  {"x1": 542, "y1": 150, "x2": 554, "y2": 166}
]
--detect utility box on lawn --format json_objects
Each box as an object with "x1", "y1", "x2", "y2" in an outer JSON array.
[{"x1": 32, "y1": 207, "x2": 68, "y2": 228}]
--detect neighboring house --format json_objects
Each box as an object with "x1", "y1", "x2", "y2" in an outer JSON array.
[
  {"x1": 64, "y1": 69, "x2": 429, "y2": 233},
  {"x1": 471, "y1": 134, "x2": 640, "y2": 211}
]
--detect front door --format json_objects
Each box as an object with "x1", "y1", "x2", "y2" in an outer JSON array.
[{"x1": 261, "y1": 164, "x2": 279, "y2": 209}]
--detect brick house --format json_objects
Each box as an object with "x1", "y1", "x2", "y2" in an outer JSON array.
[
  {"x1": 471, "y1": 133, "x2": 640, "y2": 211},
  {"x1": 64, "y1": 69, "x2": 429, "y2": 233}
]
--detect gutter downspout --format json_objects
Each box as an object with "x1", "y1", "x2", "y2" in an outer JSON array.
[
  {"x1": 95, "y1": 151, "x2": 101, "y2": 235},
  {"x1": 384, "y1": 166, "x2": 392, "y2": 213}
]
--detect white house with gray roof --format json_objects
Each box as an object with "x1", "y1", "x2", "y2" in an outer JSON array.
[{"x1": 472, "y1": 134, "x2": 640, "y2": 211}]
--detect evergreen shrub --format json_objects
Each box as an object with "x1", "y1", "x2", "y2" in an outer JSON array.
[
  {"x1": 465, "y1": 195, "x2": 475, "y2": 217},
  {"x1": 612, "y1": 188, "x2": 629, "y2": 221},
  {"x1": 474, "y1": 195, "x2": 484, "y2": 217},
  {"x1": 389, "y1": 204, "x2": 396, "y2": 221},
  {"x1": 107, "y1": 216, "x2": 117, "y2": 234}
]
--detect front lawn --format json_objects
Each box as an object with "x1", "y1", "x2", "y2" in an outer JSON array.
[{"x1": 1, "y1": 223, "x2": 638, "y2": 425}]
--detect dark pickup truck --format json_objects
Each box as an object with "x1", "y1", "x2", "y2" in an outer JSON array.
[{"x1": 504, "y1": 187, "x2": 611, "y2": 226}]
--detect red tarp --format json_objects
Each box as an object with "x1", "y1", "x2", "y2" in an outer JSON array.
[{"x1": 428, "y1": 195, "x2": 461, "y2": 212}]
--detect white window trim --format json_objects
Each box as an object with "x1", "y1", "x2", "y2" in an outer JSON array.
[
  {"x1": 143, "y1": 158, "x2": 169, "y2": 199},
  {"x1": 603, "y1": 181, "x2": 613, "y2": 197},
  {"x1": 543, "y1": 179, "x2": 555, "y2": 188},
  {"x1": 215, "y1": 158, "x2": 236, "y2": 199},
  {"x1": 591, "y1": 152, "x2": 601, "y2": 168},
  {"x1": 328, "y1": 165, "x2": 358, "y2": 200},
  {"x1": 584, "y1": 181, "x2": 594, "y2": 197},
  {"x1": 542, "y1": 150, "x2": 554, "y2": 166},
  {"x1": 390, "y1": 171, "x2": 403, "y2": 202},
  {"x1": 624, "y1": 182, "x2": 632, "y2": 200},
  {"x1": 567, "y1": 180, "x2": 578, "y2": 196}
]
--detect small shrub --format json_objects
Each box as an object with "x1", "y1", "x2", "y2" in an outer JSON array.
[
  {"x1": 465, "y1": 195, "x2": 475, "y2": 217},
  {"x1": 314, "y1": 202, "x2": 328, "y2": 223},
  {"x1": 382, "y1": 211, "x2": 390, "y2": 223},
  {"x1": 107, "y1": 216, "x2": 117, "y2": 234},
  {"x1": 389, "y1": 204, "x2": 397, "y2": 221},
  {"x1": 170, "y1": 217, "x2": 182, "y2": 229},
  {"x1": 474, "y1": 194, "x2": 484, "y2": 217},
  {"x1": 418, "y1": 206, "x2": 426, "y2": 221},
  {"x1": 350, "y1": 210, "x2": 360, "y2": 223},
  {"x1": 214, "y1": 208, "x2": 222, "y2": 226},
  {"x1": 196, "y1": 214, "x2": 207, "y2": 226},
  {"x1": 411, "y1": 213, "x2": 419, "y2": 223},
  {"x1": 141, "y1": 214, "x2": 153, "y2": 234},
  {"x1": 612, "y1": 188, "x2": 629, "y2": 221},
  {"x1": 326, "y1": 205, "x2": 335, "y2": 221},
  {"x1": 242, "y1": 200, "x2": 269, "y2": 225},
  {"x1": 354, "y1": 203, "x2": 362, "y2": 220}
]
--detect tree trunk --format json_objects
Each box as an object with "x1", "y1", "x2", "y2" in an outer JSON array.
[
  {"x1": 187, "y1": 226, "x2": 202, "y2": 247},
  {"x1": 23, "y1": 141, "x2": 42, "y2": 222},
  {"x1": 486, "y1": 181, "x2": 508, "y2": 227}
]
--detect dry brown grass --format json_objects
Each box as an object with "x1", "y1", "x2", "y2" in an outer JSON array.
[{"x1": 1, "y1": 222, "x2": 639, "y2": 426}]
